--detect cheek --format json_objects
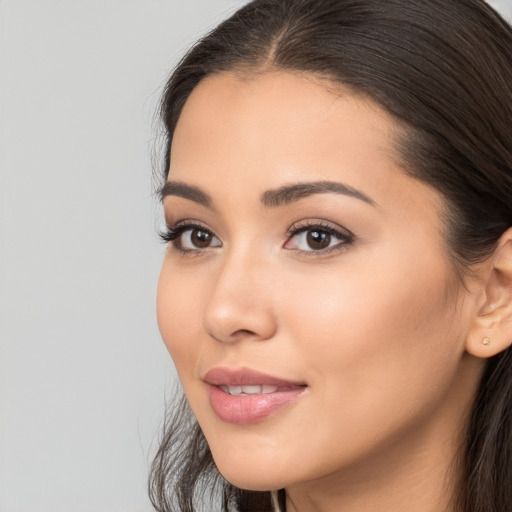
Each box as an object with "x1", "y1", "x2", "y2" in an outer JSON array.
[
  {"x1": 282, "y1": 253, "x2": 463, "y2": 425},
  {"x1": 248, "y1": 258, "x2": 466, "y2": 482},
  {"x1": 156, "y1": 263, "x2": 204, "y2": 376}
]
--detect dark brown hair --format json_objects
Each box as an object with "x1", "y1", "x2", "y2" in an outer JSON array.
[{"x1": 149, "y1": 1, "x2": 512, "y2": 511}]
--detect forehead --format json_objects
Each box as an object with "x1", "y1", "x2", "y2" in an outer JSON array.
[
  {"x1": 169, "y1": 70, "x2": 443, "y2": 224},
  {"x1": 172, "y1": 71, "x2": 401, "y2": 182}
]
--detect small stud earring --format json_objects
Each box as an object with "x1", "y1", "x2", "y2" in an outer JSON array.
[{"x1": 483, "y1": 337, "x2": 491, "y2": 346}]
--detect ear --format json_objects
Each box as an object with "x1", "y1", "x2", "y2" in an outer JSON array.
[{"x1": 465, "y1": 228, "x2": 512, "y2": 358}]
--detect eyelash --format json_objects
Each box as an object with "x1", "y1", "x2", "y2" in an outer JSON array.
[
  {"x1": 285, "y1": 221, "x2": 354, "y2": 256},
  {"x1": 159, "y1": 221, "x2": 354, "y2": 256},
  {"x1": 159, "y1": 222, "x2": 217, "y2": 254}
]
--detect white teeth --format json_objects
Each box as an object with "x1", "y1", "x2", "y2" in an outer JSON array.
[
  {"x1": 242, "y1": 385, "x2": 261, "y2": 394},
  {"x1": 219, "y1": 384, "x2": 281, "y2": 395},
  {"x1": 229, "y1": 386, "x2": 243, "y2": 395}
]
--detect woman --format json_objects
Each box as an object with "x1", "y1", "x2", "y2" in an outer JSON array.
[{"x1": 150, "y1": 1, "x2": 512, "y2": 511}]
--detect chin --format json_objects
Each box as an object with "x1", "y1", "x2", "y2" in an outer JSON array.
[
  {"x1": 218, "y1": 471, "x2": 284, "y2": 492},
  {"x1": 210, "y1": 449, "x2": 291, "y2": 491}
]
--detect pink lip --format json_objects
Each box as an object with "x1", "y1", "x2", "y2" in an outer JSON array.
[
  {"x1": 204, "y1": 367, "x2": 307, "y2": 424},
  {"x1": 204, "y1": 367, "x2": 305, "y2": 387}
]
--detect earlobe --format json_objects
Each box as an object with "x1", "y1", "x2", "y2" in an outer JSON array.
[
  {"x1": 465, "y1": 228, "x2": 512, "y2": 359},
  {"x1": 465, "y1": 334, "x2": 510, "y2": 359}
]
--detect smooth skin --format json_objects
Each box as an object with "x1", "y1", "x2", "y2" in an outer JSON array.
[{"x1": 157, "y1": 71, "x2": 512, "y2": 512}]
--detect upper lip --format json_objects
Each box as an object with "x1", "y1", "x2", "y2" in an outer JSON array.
[{"x1": 203, "y1": 367, "x2": 306, "y2": 387}]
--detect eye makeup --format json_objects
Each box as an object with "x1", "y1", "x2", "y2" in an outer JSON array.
[
  {"x1": 159, "y1": 221, "x2": 221, "y2": 254},
  {"x1": 284, "y1": 219, "x2": 355, "y2": 256},
  {"x1": 160, "y1": 216, "x2": 355, "y2": 259}
]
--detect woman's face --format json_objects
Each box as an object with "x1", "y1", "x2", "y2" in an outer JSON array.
[{"x1": 157, "y1": 71, "x2": 480, "y2": 493}]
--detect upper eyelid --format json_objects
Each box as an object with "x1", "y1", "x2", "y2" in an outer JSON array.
[
  {"x1": 169, "y1": 222, "x2": 218, "y2": 239},
  {"x1": 164, "y1": 219, "x2": 217, "y2": 235},
  {"x1": 159, "y1": 220, "x2": 216, "y2": 241},
  {"x1": 287, "y1": 219, "x2": 354, "y2": 237},
  {"x1": 163, "y1": 218, "x2": 354, "y2": 242},
  {"x1": 169, "y1": 218, "x2": 211, "y2": 227}
]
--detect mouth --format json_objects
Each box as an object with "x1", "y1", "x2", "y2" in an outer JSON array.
[
  {"x1": 203, "y1": 367, "x2": 308, "y2": 424},
  {"x1": 219, "y1": 384, "x2": 301, "y2": 395}
]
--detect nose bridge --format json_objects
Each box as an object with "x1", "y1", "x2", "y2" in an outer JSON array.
[{"x1": 203, "y1": 241, "x2": 277, "y2": 343}]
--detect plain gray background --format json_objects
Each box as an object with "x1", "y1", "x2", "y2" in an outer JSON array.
[
  {"x1": 0, "y1": 1, "x2": 511, "y2": 511},
  {"x1": 0, "y1": 1, "x2": 243, "y2": 511}
]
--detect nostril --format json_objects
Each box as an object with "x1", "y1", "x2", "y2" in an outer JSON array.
[
  {"x1": 207, "y1": 328, "x2": 259, "y2": 344},
  {"x1": 236, "y1": 329, "x2": 257, "y2": 336}
]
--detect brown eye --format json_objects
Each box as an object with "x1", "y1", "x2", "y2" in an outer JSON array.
[
  {"x1": 190, "y1": 229, "x2": 213, "y2": 248},
  {"x1": 306, "y1": 230, "x2": 331, "y2": 250},
  {"x1": 179, "y1": 226, "x2": 222, "y2": 250},
  {"x1": 284, "y1": 223, "x2": 353, "y2": 253}
]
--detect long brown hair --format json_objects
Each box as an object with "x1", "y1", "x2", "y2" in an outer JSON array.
[{"x1": 149, "y1": 1, "x2": 512, "y2": 510}]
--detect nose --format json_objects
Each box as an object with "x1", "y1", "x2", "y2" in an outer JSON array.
[{"x1": 202, "y1": 251, "x2": 278, "y2": 344}]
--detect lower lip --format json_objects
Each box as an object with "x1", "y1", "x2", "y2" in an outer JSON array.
[{"x1": 208, "y1": 385, "x2": 306, "y2": 424}]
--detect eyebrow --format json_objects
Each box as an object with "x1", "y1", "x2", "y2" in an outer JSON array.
[
  {"x1": 261, "y1": 181, "x2": 375, "y2": 208},
  {"x1": 160, "y1": 181, "x2": 213, "y2": 208},
  {"x1": 160, "y1": 179, "x2": 375, "y2": 209}
]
